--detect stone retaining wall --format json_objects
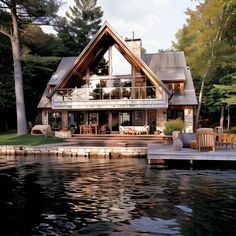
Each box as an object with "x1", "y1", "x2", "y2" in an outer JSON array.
[{"x1": 0, "y1": 145, "x2": 147, "y2": 158}]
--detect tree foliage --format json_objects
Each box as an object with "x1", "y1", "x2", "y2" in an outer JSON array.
[
  {"x1": 172, "y1": 0, "x2": 236, "y2": 128},
  {"x1": 21, "y1": 54, "x2": 60, "y2": 123},
  {"x1": 0, "y1": 0, "x2": 61, "y2": 134},
  {"x1": 55, "y1": 0, "x2": 103, "y2": 56}
]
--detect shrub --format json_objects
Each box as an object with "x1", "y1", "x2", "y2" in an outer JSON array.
[
  {"x1": 163, "y1": 118, "x2": 185, "y2": 135},
  {"x1": 224, "y1": 129, "x2": 236, "y2": 134}
]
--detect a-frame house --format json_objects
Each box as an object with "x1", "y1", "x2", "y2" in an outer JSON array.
[{"x1": 38, "y1": 21, "x2": 197, "y2": 135}]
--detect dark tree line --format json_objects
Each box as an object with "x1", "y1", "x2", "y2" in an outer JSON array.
[{"x1": 0, "y1": 0, "x2": 103, "y2": 132}]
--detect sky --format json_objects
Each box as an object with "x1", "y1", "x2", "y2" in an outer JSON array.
[{"x1": 44, "y1": 0, "x2": 198, "y2": 53}]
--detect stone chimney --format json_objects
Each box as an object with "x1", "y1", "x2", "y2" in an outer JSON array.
[{"x1": 125, "y1": 38, "x2": 142, "y2": 58}]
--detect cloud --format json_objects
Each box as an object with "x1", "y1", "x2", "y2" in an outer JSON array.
[
  {"x1": 98, "y1": 0, "x2": 171, "y2": 52},
  {"x1": 48, "y1": 0, "x2": 198, "y2": 52}
]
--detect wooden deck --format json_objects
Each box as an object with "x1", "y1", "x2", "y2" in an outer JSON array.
[{"x1": 147, "y1": 143, "x2": 236, "y2": 166}]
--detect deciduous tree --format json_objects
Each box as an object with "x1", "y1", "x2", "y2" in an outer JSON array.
[{"x1": 172, "y1": 0, "x2": 236, "y2": 129}]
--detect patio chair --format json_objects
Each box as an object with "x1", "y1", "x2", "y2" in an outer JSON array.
[
  {"x1": 99, "y1": 125, "x2": 106, "y2": 134},
  {"x1": 219, "y1": 133, "x2": 235, "y2": 149},
  {"x1": 196, "y1": 128, "x2": 216, "y2": 152}
]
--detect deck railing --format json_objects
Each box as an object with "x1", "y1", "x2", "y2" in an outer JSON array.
[{"x1": 55, "y1": 86, "x2": 162, "y2": 101}]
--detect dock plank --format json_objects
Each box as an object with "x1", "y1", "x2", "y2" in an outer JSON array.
[{"x1": 147, "y1": 144, "x2": 236, "y2": 161}]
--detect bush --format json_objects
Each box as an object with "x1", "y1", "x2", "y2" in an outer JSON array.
[
  {"x1": 224, "y1": 129, "x2": 236, "y2": 134},
  {"x1": 163, "y1": 118, "x2": 185, "y2": 135}
]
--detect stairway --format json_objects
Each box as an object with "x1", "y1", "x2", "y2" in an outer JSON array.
[{"x1": 66, "y1": 134, "x2": 163, "y2": 147}]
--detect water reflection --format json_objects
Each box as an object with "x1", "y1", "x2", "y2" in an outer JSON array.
[{"x1": 0, "y1": 156, "x2": 236, "y2": 235}]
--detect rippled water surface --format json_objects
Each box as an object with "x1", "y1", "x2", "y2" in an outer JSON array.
[{"x1": 1, "y1": 156, "x2": 236, "y2": 236}]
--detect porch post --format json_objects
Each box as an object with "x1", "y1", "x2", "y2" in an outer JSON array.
[
  {"x1": 156, "y1": 109, "x2": 167, "y2": 133},
  {"x1": 61, "y1": 111, "x2": 68, "y2": 128},
  {"x1": 184, "y1": 108, "x2": 193, "y2": 133},
  {"x1": 42, "y1": 109, "x2": 48, "y2": 125},
  {"x1": 108, "y1": 112, "x2": 112, "y2": 133}
]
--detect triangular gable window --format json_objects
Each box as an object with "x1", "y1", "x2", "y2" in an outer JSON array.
[
  {"x1": 90, "y1": 51, "x2": 109, "y2": 76},
  {"x1": 89, "y1": 45, "x2": 132, "y2": 76},
  {"x1": 51, "y1": 22, "x2": 168, "y2": 101},
  {"x1": 111, "y1": 46, "x2": 132, "y2": 75}
]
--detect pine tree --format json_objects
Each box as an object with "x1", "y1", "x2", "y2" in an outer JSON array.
[
  {"x1": 0, "y1": 0, "x2": 61, "y2": 134},
  {"x1": 55, "y1": 0, "x2": 103, "y2": 56}
]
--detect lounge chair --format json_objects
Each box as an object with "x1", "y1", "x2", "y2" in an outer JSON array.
[{"x1": 196, "y1": 128, "x2": 216, "y2": 152}]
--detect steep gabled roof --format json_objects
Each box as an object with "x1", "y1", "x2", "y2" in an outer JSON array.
[
  {"x1": 142, "y1": 52, "x2": 198, "y2": 105},
  {"x1": 142, "y1": 52, "x2": 186, "y2": 81},
  {"x1": 38, "y1": 57, "x2": 77, "y2": 108},
  {"x1": 48, "y1": 57, "x2": 77, "y2": 86},
  {"x1": 48, "y1": 21, "x2": 170, "y2": 98}
]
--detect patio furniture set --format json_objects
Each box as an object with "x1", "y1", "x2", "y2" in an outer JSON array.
[
  {"x1": 176, "y1": 127, "x2": 235, "y2": 151},
  {"x1": 119, "y1": 125, "x2": 150, "y2": 135}
]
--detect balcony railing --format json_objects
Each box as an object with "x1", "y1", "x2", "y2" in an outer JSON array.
[{"x1": 54, "y1": 86, "x2": 162, "y2": 101}]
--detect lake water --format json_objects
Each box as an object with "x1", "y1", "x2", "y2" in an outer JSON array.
[{"x1": 1, "y1": 156, "x2": 236, "y2": 236}]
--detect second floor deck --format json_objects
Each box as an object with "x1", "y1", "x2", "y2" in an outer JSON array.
[{"x1": 51, "y1": 86, "x2": 169, "y2": 110}]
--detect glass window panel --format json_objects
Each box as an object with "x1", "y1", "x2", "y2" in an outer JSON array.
[
  {"x1": 146, "y1": 86, "x2": 156, "y2": 98},
  {"x1": 146, "y1": 78, "x2": 156, "y2": 98},
  {"x1": 111, "y1": 46, "x2": 132, "y2": 75},
  {"x1": 90, "y1": 51, "x2": 109, "y2": 76},
  {"x1": 112, "y1": 111, "x2": 119, "y2": 131},
  {"x1": 89, "y1": 79, "x2": 100, "y2": 89},
  {"x1": 120, "y1": 112, "x2": 131, "y2": 126},
  {"x1": 89, "y1": 112, "x2": 98, "y2": 124},
  {"x1": 48, "y1": 112, "x2": 62, "y2": 130},
  {"x1": 113, "y1": 79, "x2": 121, "y2": 87},
  {"x1": 133, "y1": 111, "x2": 145, "y2": 126},
  {"x1": 167, "y1": 83, "x2": 173, "y2": 91},
  {"x1": 110, "y1": 88, "x2": 121, "y2": 99},
  {"x1": 121, "y1": 79, "x2": 131, "y2": 87},
  {"x1": 102, "y1": 88, "x2": 112, "y2": 99},
  {"x1": 174, "y1": 83, "x2": 181, "y2": 95},
  {"x1": 167, "y1": 110, "x2": 184, "y2": 121},
  {"x1": 89, "y1": 87, "x2": 102, "y2": 100},
  {"x1": 121, "y1": 87, "x2": 131, "y2": 99}
]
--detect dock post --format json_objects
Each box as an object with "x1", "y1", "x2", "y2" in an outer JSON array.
[{"x1": 190, "y1": 159, "x2": 193, "y2": 168}]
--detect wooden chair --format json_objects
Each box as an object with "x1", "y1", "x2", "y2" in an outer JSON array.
[
  {"x1": 196, "y1": 128, "x2": 216, "y2": 152},
  {"x1": 219, "y1": 133, "x2": 235, "y2": 149},
  {"x1": 83, "y1": 125, "x2": 92, "y2": 134},
  {"x1": 99, "y1": 125, "x2": 106, "y2": 134}
]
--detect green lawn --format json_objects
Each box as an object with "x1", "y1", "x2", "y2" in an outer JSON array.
[{"x1": 0, "y1": 133, "x2": 65, "y2": 146}]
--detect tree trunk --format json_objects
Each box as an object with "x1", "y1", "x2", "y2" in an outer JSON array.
[
  {"x1": 227, "y1": 106, "x2": 230, "y2": 130},
  {"x1": 220, "y1": 106, "x2": 224, "y2": 128},
  {"x1": 195, "y1": 77, "x2": 205, "y2": 131},
  {"x1": 11, "y1": 8, "x2": 28, "y2": 135}
]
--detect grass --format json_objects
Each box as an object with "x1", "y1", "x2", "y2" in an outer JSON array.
[{"x1": 0, "y1": 132, "x2": 65, "y2": 146}]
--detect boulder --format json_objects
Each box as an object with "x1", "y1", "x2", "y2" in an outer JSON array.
[
  {"x1": 31, "y1": 125, "x2": 54, "y2": 136},
  {"x1": 178, "y1": 133, "x2": 196, "y2": 148}
]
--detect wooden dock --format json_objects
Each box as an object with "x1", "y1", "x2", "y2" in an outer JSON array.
[{"x1": 147, "y1": 144, "x2": 236, "y2": 166}]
